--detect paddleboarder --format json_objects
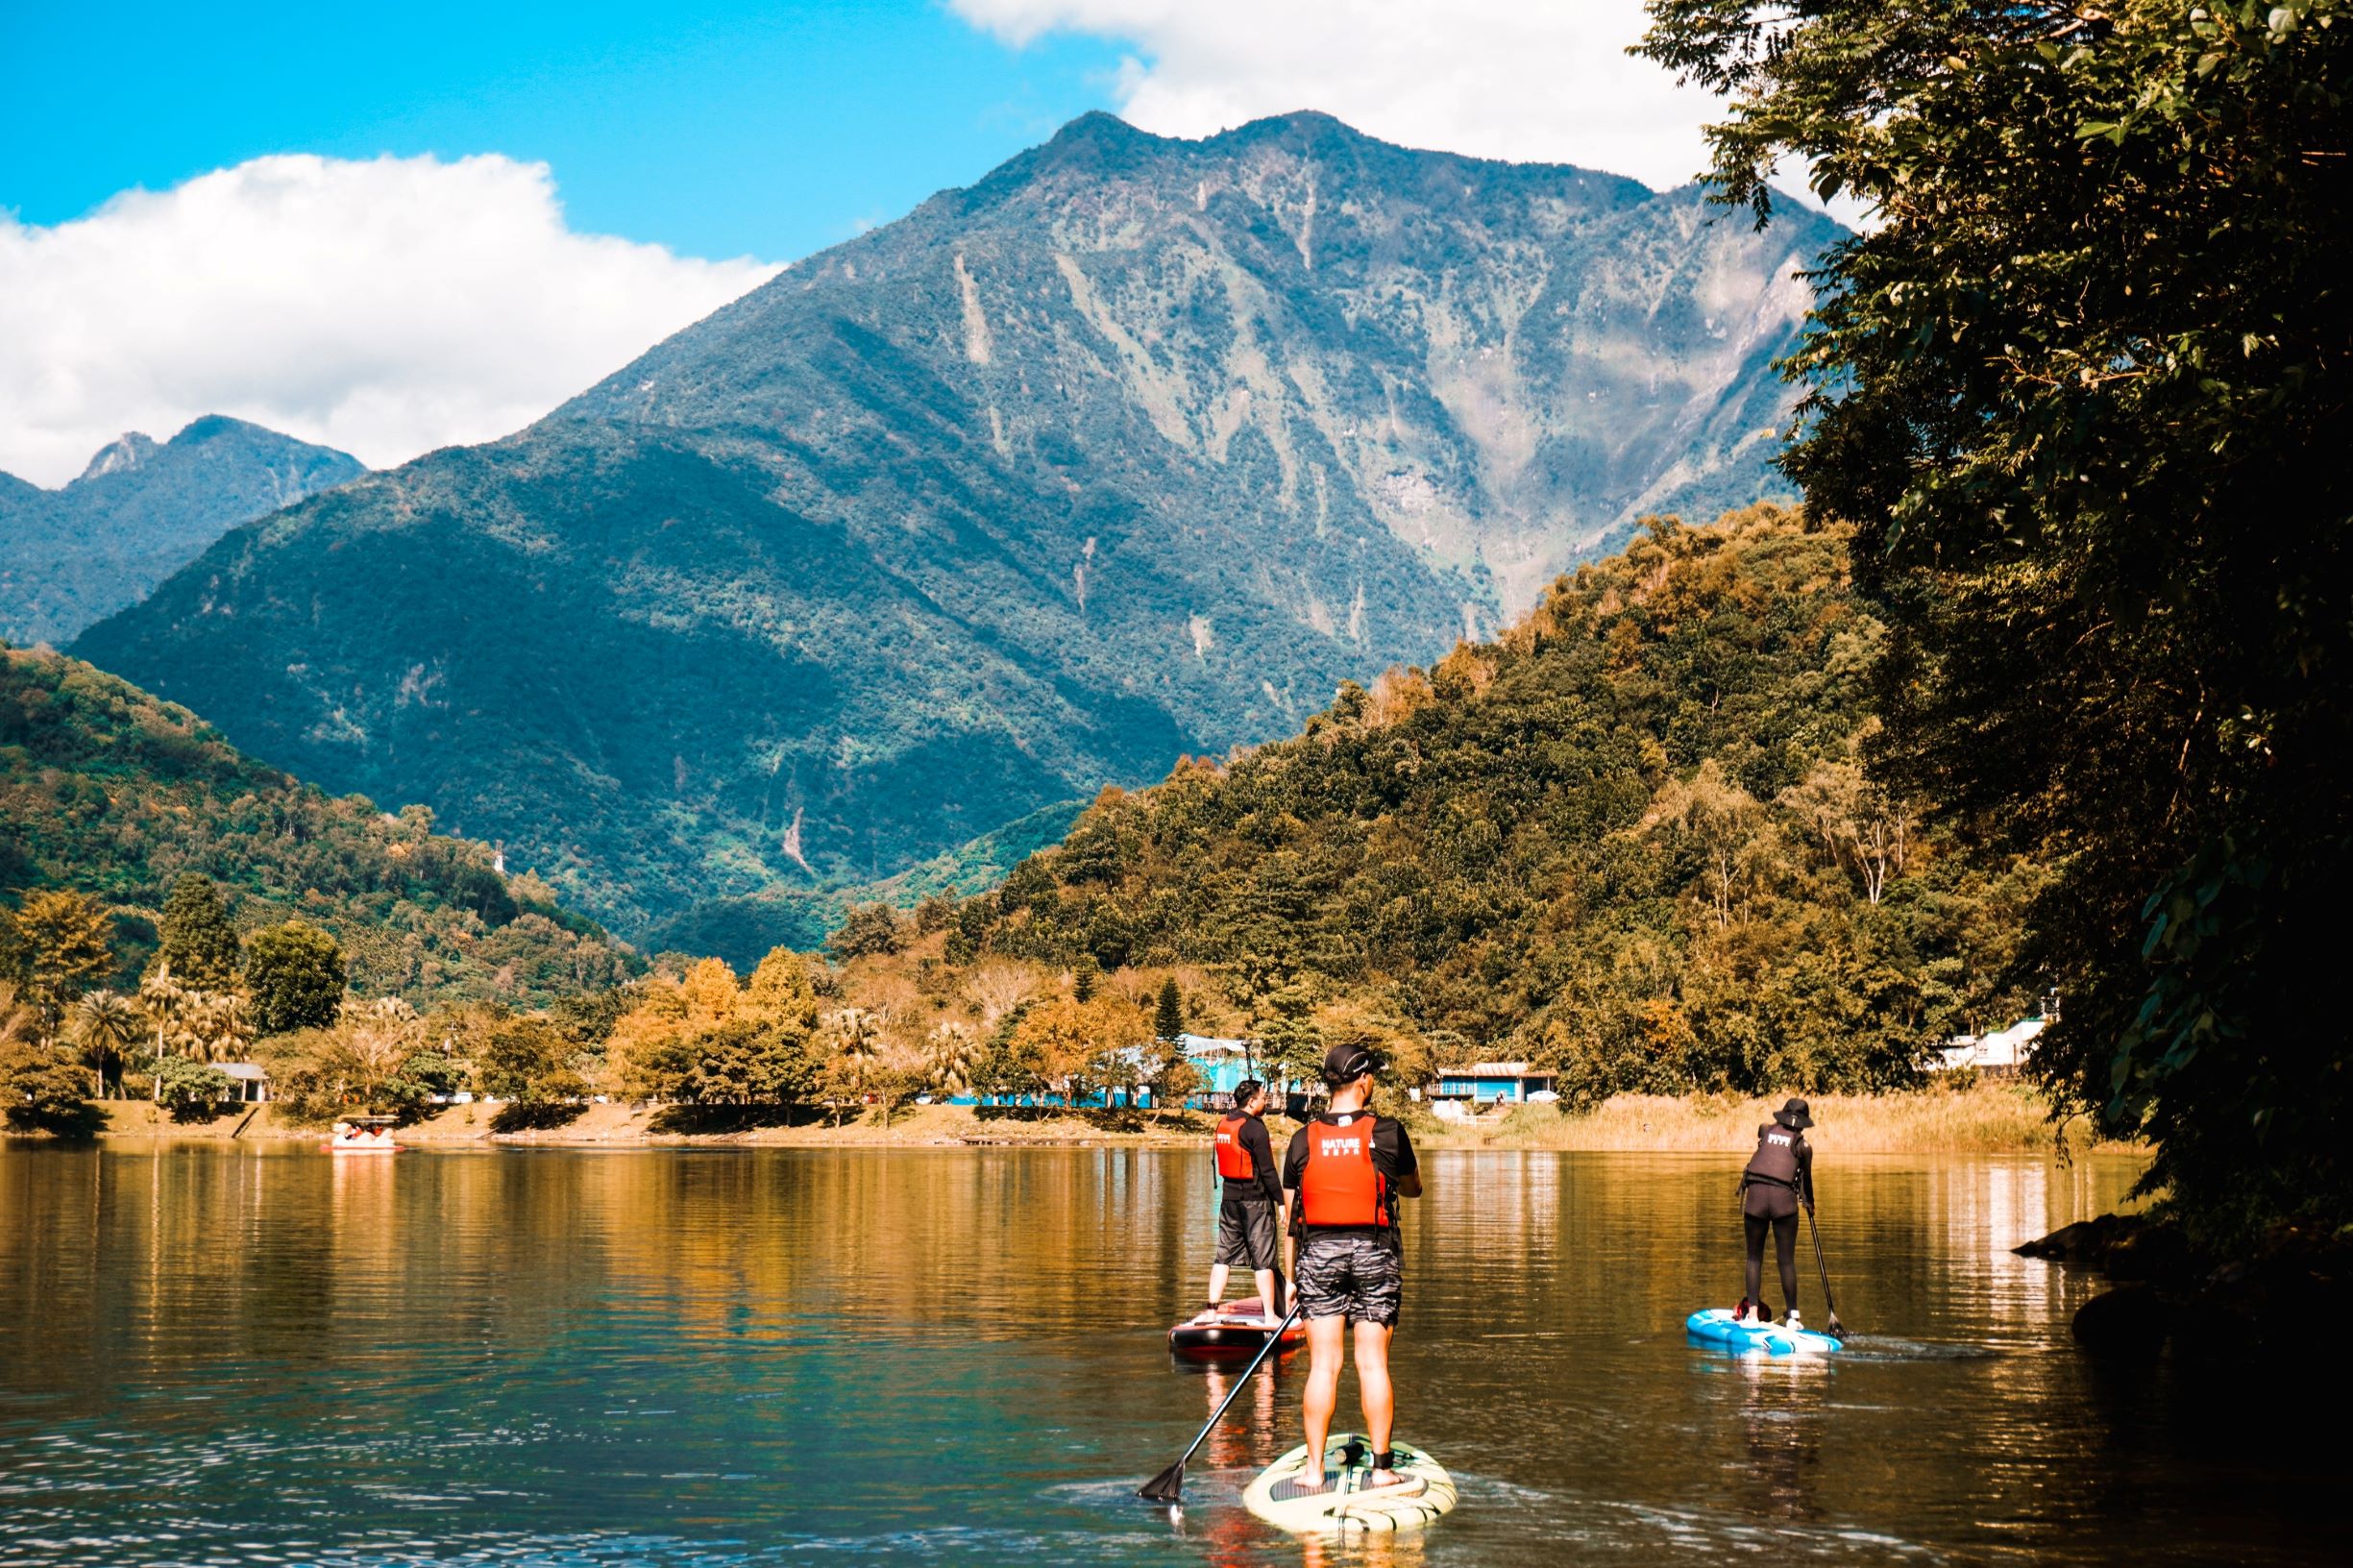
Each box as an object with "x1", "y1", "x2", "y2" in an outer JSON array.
[
  {"x1": 1207, "y1": 1079, "x2": 1287, "y2": 1323},
  {"x1": 1284, "y1": 1041, "x2": 1421, "y2": 1491},
  {"x1": 1736, "y1": 1097, "x2": 1816, "y2": 1327}
]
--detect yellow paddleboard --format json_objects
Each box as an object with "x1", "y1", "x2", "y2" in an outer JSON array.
[{"x1": 1242, "y1": 1433, "x2": 1457, "y2": 1534}]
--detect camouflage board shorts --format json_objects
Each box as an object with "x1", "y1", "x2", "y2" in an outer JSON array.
[{"x1": 1293, "y1": 1232, "x2": 1404, "y2": 1327}]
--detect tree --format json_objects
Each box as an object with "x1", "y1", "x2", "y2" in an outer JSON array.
[
  {"x1": 1639, "y1": 0, "x2": 2353, "y2": 1241},
  {"x1": 826, "y1": 903, "x2": 907, "y2": 962},
  {"x1": 1, "y1": 981, "x2": 88, "y2": 1131},
  {"x1": 1256, "y1": 985, "x2": 1324, "y2": 1098},
  {"x1": 1142, "y1": 1033, "x2": 1201, "y2": 1123},
  {"x1": 11, "y1": 890, "x2": 115, "y2": 1030},
  {"x1": 135, "y1": 965, "x2": 188, "y2": 1093},
  {"x1": 156, "y1": 874, "x2": 240, "y2": 990},
  {"x1": 245, "y1": 921, "x2": 347, "y2": 1035},
  {"x1": 68, "y1": 989, "x2": 141, "y2": 1097},
  {"x1": 925, "y1": 1021, "x2": 981, "y2": 1097},
  {"x1": 152, "y1": 1056, "x2": 233, "y2": 1116},
  {"x1": 477, "y1": 1015, "x2": 582, "y2": 1103},
  {"x1": 1155, "y1": 976, "x2": 1186, "y2": 1042},
  {"x1": 1072, "y1": 954, "x2": 1100, "y2": 1004}
]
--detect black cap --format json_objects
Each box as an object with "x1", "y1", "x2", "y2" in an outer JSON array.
[
  {"x1": 1775, "y1": 1097, "x2": 1814, "y2": 1130},
  {"x1": 1321, "y1": 1041, "x2": 1383, "y2": 1087}
]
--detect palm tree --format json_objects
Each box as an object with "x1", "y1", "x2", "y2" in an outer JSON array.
[
  {"x1": 69, "y1": 990, "x2": 141, "y2": 1098},
  {"x1": 137, "y1": 965, "x2": 187, "y2": 1099},
  {"x1": 178, "y1": 990, "x2": 253, "y2": 1066},
  {"x1": 926, "y1": 1021, "x2": 979, "y2": 1098}
]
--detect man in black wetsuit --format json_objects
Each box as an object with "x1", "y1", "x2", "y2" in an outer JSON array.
[
  {"x1": 1207, "y1": 1080, "x2": 1286, "y2": 1322},
  {"x1": 1737, "y1": 1097, "x2": 1816, "y2": 1327}
]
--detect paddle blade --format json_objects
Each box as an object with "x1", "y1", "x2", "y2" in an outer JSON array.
[{"x1": 1138, "y1": 1459, "x2": 1187, "y2": 1502}]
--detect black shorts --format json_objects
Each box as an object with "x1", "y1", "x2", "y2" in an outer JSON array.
[
  {"x1": 1213, "y1": 1199, "x2": 1278, "y2": 1271},
  {"x1": 1294, "y1": 1232, "x2": 1403, "y2": 1327}
]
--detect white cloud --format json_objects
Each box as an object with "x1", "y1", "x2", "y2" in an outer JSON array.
[
  {"x1": 0, "y1": 154, "x2": 779, "y2": 486},
  {"x1": 952, "y1": 0, "x2": 1721, "y2": 190}
]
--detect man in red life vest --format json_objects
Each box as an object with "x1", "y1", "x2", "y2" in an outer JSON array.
[
  {"x1": 1282, "y1": 1041, "x2": 1422, "y2": 1490},
  {"x1": 1206, "y1": 1079, "x2": 1286, "y2": 1322}
]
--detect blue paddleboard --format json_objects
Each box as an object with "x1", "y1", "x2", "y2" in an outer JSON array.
[{"x1": 1685, "y1": 1308, "x2": 1842, "y2": 1356}]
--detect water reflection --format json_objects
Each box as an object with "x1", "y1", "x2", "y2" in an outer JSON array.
[{"x1": 0, "y1": 1141, "x2": 2338, "y2": 1566}]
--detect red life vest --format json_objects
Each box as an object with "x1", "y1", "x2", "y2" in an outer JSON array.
[
  {"x1": 1298, "y1": 1114, "x2": 1389, "y2": 1228},
  {"x1": 1214, "y1": 1113, "x2": 1257, "y2": 1180}
]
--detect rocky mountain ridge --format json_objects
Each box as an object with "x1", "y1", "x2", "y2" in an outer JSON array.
[{"x1": 74, "y1": 111, "x2": 1841, "y2": 938}]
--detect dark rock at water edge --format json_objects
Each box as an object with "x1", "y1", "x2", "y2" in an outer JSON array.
[{"x1": 2022, "y1": 1213, "x2": 2353, "y2": 1360}]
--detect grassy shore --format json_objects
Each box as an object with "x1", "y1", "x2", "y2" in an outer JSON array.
[{"x1": 83, "y1": 1081, "x2": 2139, "y2": 1156}]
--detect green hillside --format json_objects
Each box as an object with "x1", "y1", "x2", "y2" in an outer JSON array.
[
  {"x1": 73, "y1": 112, "x2": 1839, "y2": 939},
  {"x1": 641, "y1": 799, "x2": 1084, "y2": 968},
  {"x1": 0, "y1": 416, "x2": 363, "y2": 647},
  {"x1": 957, "y1": 506, "x2": 2047, "y2": 1093},
  {"x1": 0, "y1": 645, "x2": 634, "y2": 1006}
]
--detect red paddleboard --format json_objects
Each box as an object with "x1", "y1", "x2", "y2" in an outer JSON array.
[{"x1": 1168, "y1": 1298, "x2": 1304, "y2": 1356}]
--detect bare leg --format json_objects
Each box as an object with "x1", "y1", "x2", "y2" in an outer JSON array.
[
  {"x1": 1207, "y1": 1262, "x2": 1230, "y2": 1311},
  {"x1": 1353, "y1": 1320, "x2": 1397, "y2": 1483},
  {"x1": 1300, "y1": 1313, "x2": 1346, "y2": 1491},
  {"x1": 1253, "y1": 1266, "x2": 1280, "y2": 1320}
]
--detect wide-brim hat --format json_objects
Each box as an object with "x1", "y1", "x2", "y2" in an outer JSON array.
[{"x1": 1775, "y1": 1096, "x2": 1814, "y2": 1130}]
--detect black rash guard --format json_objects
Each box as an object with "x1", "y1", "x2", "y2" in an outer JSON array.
[{"x1": 1221, "y1": 1113, "x2": 1285, "y2": 1208}]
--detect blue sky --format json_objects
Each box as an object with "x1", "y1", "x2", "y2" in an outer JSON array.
[
  {"x1": 0, "y1": 1, "x2": 1125, "y2": 263},
  {"x1": 1, "y1": 2, "x2": 1739, "y2": 484}
]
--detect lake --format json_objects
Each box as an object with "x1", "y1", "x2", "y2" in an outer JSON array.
[{"x1": 0, "y1": 1141, "x2": 2339, "y2": 1565}]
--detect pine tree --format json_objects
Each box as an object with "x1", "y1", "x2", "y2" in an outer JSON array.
[
  {"x1": 1072, "y1": 954, "x2": 1099, "y2": 1004},
  {"x1": 156, "y1": 875, "x2": 240, "y2": 991},
  {"x1": 1155, "y1": 977, "x2": 1185, "y2": 1042}
]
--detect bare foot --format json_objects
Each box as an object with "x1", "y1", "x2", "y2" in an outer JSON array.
[
  {"x1": 1295, "y1": 1471, "x2": 1327, "y2": 1493},
  {"x1": 1367, "y1": 1469, "x2": 1400, "y2": 1488}
]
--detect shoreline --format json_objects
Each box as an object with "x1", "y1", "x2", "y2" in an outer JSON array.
[{"x1": 67, "y1": 1083, "x2": 2142, "y2": 1158}]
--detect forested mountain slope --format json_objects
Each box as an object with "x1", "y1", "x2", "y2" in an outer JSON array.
[
  {"x1": 0, "y1": 417, "x2": 363, "y2": 646},
  {"x1": 0, "y1": 647, "x2": 634, "y2": 1006},
  {"x1": 75, "y1": 111, "x2": 1839, "y2": 937},
  {"x1": 961, "y1": 507, "x2": 2047, "y2": 1094}
]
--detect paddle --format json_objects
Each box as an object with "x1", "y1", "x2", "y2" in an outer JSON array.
[
  {"x1": 1140, "y1": 1297, "x2": 1304, "y2": 1502},
  {"x1": 1802, "y1": 1200, "x2": 1848, "y2": 1335}
]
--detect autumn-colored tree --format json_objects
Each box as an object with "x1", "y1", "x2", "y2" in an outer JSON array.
[{"x1": 10, "y1": 890, "x2": 115, "y2": 1030}]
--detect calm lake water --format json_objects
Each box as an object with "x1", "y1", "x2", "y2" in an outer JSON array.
[{"x1": 0, "y1": 1141, "x2": 2340, "y2": 1566}]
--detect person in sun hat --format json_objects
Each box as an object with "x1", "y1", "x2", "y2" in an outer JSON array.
[
  {"x1": 1282, "y1": 1040, "x2": 1422, "y2": 1490},
  {"x1": 1734, "y1": 1097, "x2": 1818, "y2": 1328}
]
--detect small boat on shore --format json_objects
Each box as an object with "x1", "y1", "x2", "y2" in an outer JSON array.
[{"x1": 327, "y1": 1115, "x2": 401, "y2": 1154}]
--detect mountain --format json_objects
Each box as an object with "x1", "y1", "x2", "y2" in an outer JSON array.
[
  {"x1": 0, "y1": 416, "x2": 365, "y2": 647},
  {"x1": 73, "y1": 111, "x2": 1843, "y2": 938},
  {"x1": 641, "y1": 798, "x2": 1086, "y2": 967},
  {"x1": 0, "y1": 646, "x2": 635, "y2": 1007},
  {"x1": 954, "y1": 506, "x2": 2047, "y2": 1093}
]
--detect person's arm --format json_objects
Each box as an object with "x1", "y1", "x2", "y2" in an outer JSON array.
[
  {"x1": 1798, "y1": 1138, "x2": 1815, "y2": 1208},
  {"x1": 1249, "y1": 1120, "x2": 1284, "y2": 1208},
  {"x1": 1281, "y1": 1128, "x2": 1307, "y2": 1278},
  {"x1": 1380, "y1": 1120, "x2": 1424, "y2": 1199}
]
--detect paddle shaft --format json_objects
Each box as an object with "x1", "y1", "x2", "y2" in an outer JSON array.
[
  {"x1": 1802, "y1": 1200, "x2": 1846, "y2": 1330},
  {"x1": 1140, "y1": 1299, "x2": 1304, "y2": 1500}
]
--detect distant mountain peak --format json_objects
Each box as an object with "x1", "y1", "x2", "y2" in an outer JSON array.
[
  {"x1": 78, "y1": 431, "x2": 159, "y2": 483},
  {"x1": 4, "y1": 417, "x2": 366, "y2": 647}
]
